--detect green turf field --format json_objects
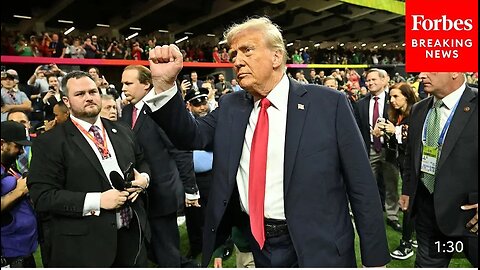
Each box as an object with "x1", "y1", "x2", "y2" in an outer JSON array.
[{"x1": 32, "y1": 212, "x2": 473, "y2": 267}]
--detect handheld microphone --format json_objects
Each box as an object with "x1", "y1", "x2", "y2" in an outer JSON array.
[{"x1": 109, "y1": 170, "x2": 126, "y2": 190}]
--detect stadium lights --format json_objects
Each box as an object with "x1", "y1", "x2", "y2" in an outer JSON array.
[
  {"x1": 361, "y1": 43, "x2": 367, "y2": 47},
  {"x1": 129, "y1": 27, "x2": 142, "y2": 31},
  {"x1": 373, "y1": 45, "x2": 379, "y2": 49},
  {"x1": 13, "y1": 15, "x2": 32, "y2": 19},
  {"x1": 286, "y1": 42, "x2": 293, "y2": 47},
  {"x1": 64, "y1": 27, "x2": 75, "y2": 35},
  {"x1": 175, "y1": 36, "x2": 189, "y2": 44},
  {"x1": 96, "y1": 24, "x2": 110, "y2": 28},
  {"x1": 353, "y1": 46, "x2": 357, "y2": 49},
  {"x1": 402, "y1": 43, "x2": 406, "y2": 46},
  {"x1": 218, "y1": 40, "x2": 227, "y2": 45},
  {"x1": 339, "y1": 43, "x2": 344, "y2": 47},
  {"x1": 158, "y1": 30, "x2": 169, "y2": 33},
  {"x1": 207, "y1": 34, "x2": 216, "y2": 37},
  {"x1": 58, "y1": 20, "x2": 74, "y2": 24},
  {"x1": 382, "y1": 43, "x2": 387, "y2": 47},
  {"x1": 314, "y1": 43, "x2": 320, "y2": 47},
  {"x1": 184, "y1": 32, "x2": 193, "y2": 35},
  {"x1": 126, "y1": 32, "x2": 139, "y2": 40}
]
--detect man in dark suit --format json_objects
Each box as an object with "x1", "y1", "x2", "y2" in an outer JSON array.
[
  {"x1": 119, "y1": 65, "x2": 199, "y2": 267},
  {"x1": 27, "y1": 71, "x2": 150, "y2": 267},
  {"x1": 143, "y1": 17, "x2": 390, "y2": 267},
  {"x1": 354, "y1": 68, "x2": 402, "y2": 232},
  {"x1": 400, "y1": 72, "x2": 478, "y2": 267}
]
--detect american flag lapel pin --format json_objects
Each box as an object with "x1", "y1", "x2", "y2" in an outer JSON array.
[
  {"x1": 298, "y1": 104, "x2": 305, "y2": 110},
  {"x1": 112, "y1": 128, "x2": 117, "y2": 134}
]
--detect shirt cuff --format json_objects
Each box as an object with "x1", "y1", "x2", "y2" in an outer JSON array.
[
  {"x1": 143, "y1": 83, "x2": 178, "y2": 112},
  {"x1": 186, "y1": 191, "x2": 200, "y2": 200},
  {"x1": 83, "y1": 192, "x2": 101, "y2": 216},
  {"x1": 140, "y1": 172, "x2": 150, "y2": 188}
]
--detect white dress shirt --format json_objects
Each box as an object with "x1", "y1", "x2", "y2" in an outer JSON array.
[{"x1": 144, "y1": 75, "x2": 290, "y2": 220}]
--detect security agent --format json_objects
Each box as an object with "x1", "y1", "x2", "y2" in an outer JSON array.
[{"x1": 185, "y1": 88, "x2": 210, "y2": 118}]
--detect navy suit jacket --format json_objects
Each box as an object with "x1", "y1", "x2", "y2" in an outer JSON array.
[
  {"x1": 27, "y1": 118, "x2": 150, "y2": 267},
  {"x1": 149, "y1": 78, "x2": 390, "y2": 267},
  {"x1": 354, "y1": 92, "x2": 390, "y2": 154},
  {"x1": 403, "y1": 86, "x2": 478, "y2": 237},
  {"x1": 121, "y1": 103, "x2": 197, "y2": 217}
]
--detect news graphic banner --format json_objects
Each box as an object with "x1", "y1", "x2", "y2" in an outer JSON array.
[{"x1": 406, "y1": 0, "x2": 478, "y2": 72}]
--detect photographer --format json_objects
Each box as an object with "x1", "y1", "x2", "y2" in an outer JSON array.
[
  {"x1": 106, "y1": 40, "x2": 123, "y2": 59},
  {"x1": 1, "y1": 71, "x2": 32, "y2": 122},
  {"x1": 28, "y1": 64, "x2": 66, "y2": 94}
]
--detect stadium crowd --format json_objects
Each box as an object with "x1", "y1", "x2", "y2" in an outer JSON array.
[{"x1": 1, "y1": 17, "x2": 478, "y2": 269}]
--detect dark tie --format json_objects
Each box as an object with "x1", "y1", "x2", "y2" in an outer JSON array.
[
  {"x1": 249, "y1": 98, "x2": 271, "y2": 249},
  {"x1": 8, "y1": 90, "x2": 17, "y2": 102},
  {"x1": 90, "y1": 125, "x2": 132, "y2": 226},
  {"x1": 421, "y1": 99, "x2": 443, "y2": 193},
  {"x1": 131, "y1": 106, "x2": 138, "y2": 128},
  {"x1": 372, "y1": 96, "x2": 382, "y2": 152},
  {"x1": 89, "y1": 125, "x2": 106, "y2": 157}
]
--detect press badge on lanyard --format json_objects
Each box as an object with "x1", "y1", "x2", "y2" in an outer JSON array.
[{"x1": 420, "y1": 100, "x2": 459, "y2": 175}]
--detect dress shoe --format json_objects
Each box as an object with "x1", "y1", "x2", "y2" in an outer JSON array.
[{"x1": 386, "y1": 219, "x2": 402, "y2": 232}]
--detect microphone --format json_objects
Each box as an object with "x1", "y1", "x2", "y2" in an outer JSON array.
[{"x1": 110, "y1": 171, "x2": 126, "y2": 190}]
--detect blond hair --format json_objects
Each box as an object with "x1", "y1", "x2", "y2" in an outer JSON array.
[{"x1": 224, "y1": 16, "x2": 288, "y2": 67}]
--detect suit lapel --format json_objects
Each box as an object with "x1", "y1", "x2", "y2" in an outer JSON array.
[
  {"x1": 361, "y1": 93, "x2": 371, "y2": 129},
  {"x1": 103, "y1": 119, "x2": 128, "y2": 171},
  {"x1": 412, "y1": 98, "x2": 432, "y2": 176},
  {"x1": 228, "y1": 92, "x2": 254, "y2": 182},
  {"x1": 122, "y1": 104, "x2": 133, "y2": 129},
  {"x1": 66, "y1": 119, "x2": 109, "y2": 184},
  {"x1": 437, "y1": 87, "x2": 476, "y2": 170},
  {"x1": 284, "y1": 80, "x2": 308, "y2": 193}
]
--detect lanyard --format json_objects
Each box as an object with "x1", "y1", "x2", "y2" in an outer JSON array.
[
  {"x1": 422, "y1": 98, "x2": 460, "y2": 146},
  {"x1": 71, "y1": 119, "x2": 110, "y2": 158}
]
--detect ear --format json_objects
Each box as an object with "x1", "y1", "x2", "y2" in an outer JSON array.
[
  {"x1": 452, "y1": 72, "x2": 461, "y2": 80},
  {"x1": 144, "y1": 83, "x2": 151, "y2": 92},
  {"x1": 272, "y1": 49, "x2": 282, "y2": 69},
  {"x1": 62, "y1": 96, "x2": 71, "y2": 109}
]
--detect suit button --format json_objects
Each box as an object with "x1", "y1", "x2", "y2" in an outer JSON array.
[
  {"x1": 111, "y1": 222, "x2": 116, "y2": 228},
  {"x1": 223, "y1": 200, "x2": 227, "y2": 206},
  {"x1": 211, "y1": 228, "x2": 215, "y2": 232}
]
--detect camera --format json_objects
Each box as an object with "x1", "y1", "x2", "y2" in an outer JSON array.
[
  {"x1": 376, "y1": 117, "x2": 386, "y2": 124},
  {"x1": 112, "y1": 41, "x2": 117, "y2": 46},
  {"x1": 182, "y1": 74, "x2": 190, "y2": 81},
  {"x1": 41, "y1": 65, "x2": 50, "y2": 70}
]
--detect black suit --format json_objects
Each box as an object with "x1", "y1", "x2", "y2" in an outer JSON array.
[
  {"x1": 403, "y1": 86, "x2": 478, "y2": 267},
  {"x1": 354, "y1": 91, "x2": 400, "y2": 222},
  {"x1": 121, "y1": 103, "x2": 197, "y2": 267},
  {"x1": 27, "y1": 118, "x2": 150, "y2": 267},
  {"x1": 148, "y1": 78, "x2": 390, "y2": 267}
]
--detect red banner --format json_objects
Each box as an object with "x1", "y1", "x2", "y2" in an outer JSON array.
[{"x1": 406, "y1": 0, "x2": 478, "y2": 72}]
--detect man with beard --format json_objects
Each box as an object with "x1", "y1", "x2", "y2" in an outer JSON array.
[
  {"x1": 1, "y1": 121, "x2": 37, "y2": 268},
  {"x1": 27, "y1": 71, "x2": 151, "y2": 267}
]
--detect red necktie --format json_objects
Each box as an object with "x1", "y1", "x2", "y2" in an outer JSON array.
[
  {"x1": 249, "y1": 98, "x2": 271, "y2": 249},
  {"x1": 372, "y1": 96, "x2": 382, "y2": 152},
  {"x1": 131, "y1": 106, "x2": 138, "y2": 128}
]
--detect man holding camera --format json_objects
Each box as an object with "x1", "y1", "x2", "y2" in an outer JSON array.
[{"x1": 354, "y1": 68, "x2": 401, "y2": 232}]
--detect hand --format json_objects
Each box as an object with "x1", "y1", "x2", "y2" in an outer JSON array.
[
  {"x1": 185, "y1": 198, "x2": 201, "y2": 208},
  {"x1": 461, "y1": 203, "x2": 478, "y2": 235},
  {"x1": 148, "y1": 44, "x2": 183, "y2": 93},
  {"x1": 44, "y1": 119, "x2": 57, "y2": 131},
  {"x1": 1, "y1": 104, "x2": 12, "y2": 113},
  {"x1": 125, "y1": 169, "x2": 148, "y2": 202},
  {"x1": 100, "y1": 189, "x2": 129, "y2": 210},
  {"x1": 399, "y1": 195, "x2": 409, "y2": 211},
  {"x1": 372, "y1": 123, "x2": 382, "y2": 137},
  {"x1": 180, "y1": 80, "x2": 191, "y2": 92},
  {"x1": 384, "y1": 120, "x2": 395, "y2": 135},
  {"x1": 15, "y1": 177, "x2": 29, "y2": 196}
]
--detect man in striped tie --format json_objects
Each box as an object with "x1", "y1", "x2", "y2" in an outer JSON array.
[{"x1": 400, "y1": 72, "x2": 477, "y2": 267}]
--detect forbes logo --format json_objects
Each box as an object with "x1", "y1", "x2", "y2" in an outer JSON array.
[{"x1": 411, "y1": 15, "x2": 473, "y2": 31}]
